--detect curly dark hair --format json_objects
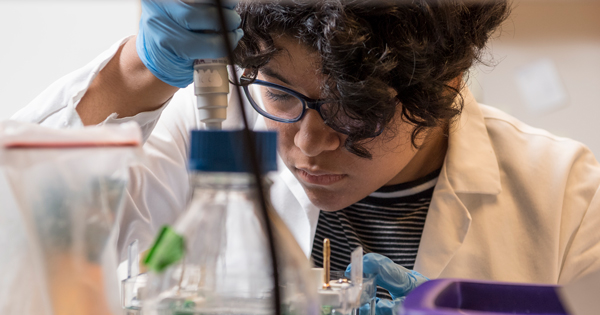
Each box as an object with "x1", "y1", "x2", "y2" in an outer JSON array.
[{"x1": 234, "y1": 0, "x2": 510, "y2": 158}]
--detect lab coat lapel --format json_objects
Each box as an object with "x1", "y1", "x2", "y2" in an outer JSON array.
[
  {"x1": 414, "y1": 89, "x2": 501, "y2": 278},
  {"x1": 414, "y1": 167, "x2": 472, "y2": 278}
]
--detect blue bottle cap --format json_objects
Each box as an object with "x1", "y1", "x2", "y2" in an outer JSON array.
[{"x1": 189, "y1": 130, "x2": 278, "y2": 173}]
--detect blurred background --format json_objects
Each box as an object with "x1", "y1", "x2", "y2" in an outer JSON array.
[
  {"x1": 469, "y1": 0, "x2": 600, "y2": 158},
  {"x1": 0, "y1": 0, "x2": 139, "y2": 116},
  {"x1": 0, "y1": 0, "x2": 599, "y2": 156}
]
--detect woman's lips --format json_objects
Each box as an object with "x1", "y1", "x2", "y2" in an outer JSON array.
[{"x1": 296, "y1": 168, "x2": 347, "y2": 185}]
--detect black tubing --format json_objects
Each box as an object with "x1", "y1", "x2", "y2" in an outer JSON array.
[{"x1": 212, "y1": 2, "x2": 283, "y2": 315}]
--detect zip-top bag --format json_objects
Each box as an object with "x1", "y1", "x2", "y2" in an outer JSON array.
[{"x1": 0, "y1": 121, "x2": 142, "y2": 315}]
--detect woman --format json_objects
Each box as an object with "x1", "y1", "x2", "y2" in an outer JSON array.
[{"x1": 12, "y1": 0, "x2": 600, "y2": 311}]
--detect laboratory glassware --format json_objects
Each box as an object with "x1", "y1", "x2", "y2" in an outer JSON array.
[
  {"x1": 122, "y1": 240, "x2": 149, "y2": 314},
  {"x1": 317, "y1": 242, "x2": 377, "y2": 315},
  {"x1": 142, "y1": 129, "x2": 319, "y2": 315}
]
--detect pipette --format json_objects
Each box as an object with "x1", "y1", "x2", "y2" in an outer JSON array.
[
  {"x1": 194, "y1": 58, "x2": 229, "y2": 130},
  {"x1": 185, "y1": 0, "x2": 231, "y2": 130}
]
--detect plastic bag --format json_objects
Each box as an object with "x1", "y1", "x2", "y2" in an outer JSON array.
[{"x1": 0, "y1": 121, "x2": 142, "y2": 315}]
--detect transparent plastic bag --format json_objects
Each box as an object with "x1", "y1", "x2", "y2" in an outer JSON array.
[{"x1": 0, "y1": 121, "x2": 142, "y2": 315}]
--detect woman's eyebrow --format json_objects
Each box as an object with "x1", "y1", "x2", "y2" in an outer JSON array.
[{"x1": 260, "y1": 67, "x2": 292, "y2": 86}]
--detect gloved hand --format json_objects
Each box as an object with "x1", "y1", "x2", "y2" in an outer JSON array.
[
  {"x1": 137, "y1": 0, "x2": 244, "y2": 88},
  {"x1": 345, "y1": 253, "x2": 429, "y2": 315}
]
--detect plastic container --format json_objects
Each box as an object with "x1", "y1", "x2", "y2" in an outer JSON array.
[
  {"x1": 402, "y1": 279, "x2": 569, "y2": 315},
  {"x1": 317, "y1": 272, "x2": 377, "y2": 315},
  {"x1": 314, "y1": 243, "x2": 376, "y2": 315},
  {"x1": 142, "y1": 130, "x2": 319, "y2": 315},
  {"x1": 0, "y1": 121, "x2": 141, "y2": 315}
]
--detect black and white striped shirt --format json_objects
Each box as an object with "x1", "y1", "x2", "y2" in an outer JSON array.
[{"x1": 310, "y1": 169, "x2": 440, "y2": 299}]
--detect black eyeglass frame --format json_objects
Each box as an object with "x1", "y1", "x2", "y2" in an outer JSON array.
[{"x1": 240, "y1": 76, "x2": 334, "y2": 124}]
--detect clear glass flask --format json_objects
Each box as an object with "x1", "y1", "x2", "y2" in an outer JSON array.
[{"x1": 143, "y1": 130, "x2": 318, "y2": 315}]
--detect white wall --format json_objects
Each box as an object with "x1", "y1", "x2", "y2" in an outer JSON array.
[
  {"x1": 0, "y1": 0, "x2": 139, "y2": 119},
  {"x1": 469, "y1": 0, "x2": 600, "y2": 157}
]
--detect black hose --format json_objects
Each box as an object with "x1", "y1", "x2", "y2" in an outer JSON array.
[{"x1": 212, "y1": 2, "x2": 283, "y2": 315}]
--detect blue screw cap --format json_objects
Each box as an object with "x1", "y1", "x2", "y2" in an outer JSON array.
[{"x1": 189, "y1": 130, "x2": 277, "y2": 173}]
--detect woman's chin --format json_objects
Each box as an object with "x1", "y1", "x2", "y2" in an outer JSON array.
[{"x1": 301, "y1": 185, "x2": 363, "y2": 212}]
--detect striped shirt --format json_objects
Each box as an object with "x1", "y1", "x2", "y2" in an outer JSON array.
[{"x1": 310, "y1": 169, "x2": 440, "y2": 299}]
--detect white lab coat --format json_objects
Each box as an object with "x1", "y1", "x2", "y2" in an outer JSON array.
[{"x1": 12, "y1": 37, "x2": 600, "y2": 285}]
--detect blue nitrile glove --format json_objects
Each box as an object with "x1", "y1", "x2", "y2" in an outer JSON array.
[
  {"x1": 345, "y1": 253, "x2": 429, "y2": 315},
  {"x1": 137, "y1": 0, "x2": 244, "y2": 88}
]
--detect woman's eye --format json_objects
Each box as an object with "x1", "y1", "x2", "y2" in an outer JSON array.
[{"x1": 265, "y1": 89, "x2": 293, "y2": 101}]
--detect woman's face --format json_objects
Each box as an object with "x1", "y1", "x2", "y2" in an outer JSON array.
[{"x1": 259, "y1": 36, "x2": 447, "y2": 211}]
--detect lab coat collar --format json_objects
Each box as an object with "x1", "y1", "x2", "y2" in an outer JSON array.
[
  {"x1": 445, "y1": 89, "x2": 502, "y2": 195},
  {"x1": 414, "y1": 88, "x2": 501, "y2": 278}
]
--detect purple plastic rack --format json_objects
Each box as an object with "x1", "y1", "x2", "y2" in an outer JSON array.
[{"x1": 402, "y1": 279, "x2": 569, "y2": 315}]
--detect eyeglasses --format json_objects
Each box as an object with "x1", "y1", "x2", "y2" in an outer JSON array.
[
  {"x1": 241, "y1": 76, "x2": 336, "y2": 122},
  {"x1": 240, "y1": 76, "x2": 384, "y2": 137}
]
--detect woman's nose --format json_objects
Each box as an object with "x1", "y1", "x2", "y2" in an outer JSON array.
[{"x1": 294, "y1": 110, "x2": 341, "y2": 157}]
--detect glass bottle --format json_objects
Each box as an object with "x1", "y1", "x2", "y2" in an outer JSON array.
[{"x1": 143, "y1": 130, "x2": 318, "y2": 315}]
